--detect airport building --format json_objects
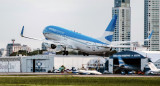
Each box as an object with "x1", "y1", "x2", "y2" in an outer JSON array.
[
  {"x1": 0, "y1": 55, "x2": 54, "y2": 73},
  {"x1": 107, "y1": 51, "x2": 160, "y2": 74},
  {"x1": 108, "y1": 51, "x2": 148, "y2": 73},
  {"x1": 144, "y1": 0, "x2": 160, "y2": 51},
  {"x1": 112, "y1": 0, "x2": 131, "y2": 52},
  {"x1": 0, "y1": 55, "x2": 103, "y2": 73},
  {"x1": 0, "y1": 51, "x2": 160, "y2": 73},
  {"x1": 54, "y1": 55, "x2": 104, "y2": 70}
]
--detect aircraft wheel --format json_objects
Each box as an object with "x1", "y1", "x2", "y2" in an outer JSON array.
[
  {"x1": 83, "y1": 53, "x2": 86, "y2": 56},
  {"x1": 63, "y1": 51, "x2": 66, "y2": 55},
  {"x1": 83, "y1": 53, "x2": 89, "y2": 56},
  {"x1": 110, "y1": 48, "x2": 112, "y2": 51},
  {"x1": 66, "y1": 51, "x2": 68, "y2": 55}
]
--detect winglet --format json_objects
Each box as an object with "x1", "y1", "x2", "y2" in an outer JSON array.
[
  {"x1": 21, "y1": 26, "x2": 24, "y2": 37},
  {"x1": 145, "y1": 30, "x2": 154, "y2": 41}
]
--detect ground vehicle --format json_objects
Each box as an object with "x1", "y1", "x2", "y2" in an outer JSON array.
[{"x1": 137, "y1": 71, "x2": 144, "y2": 75}]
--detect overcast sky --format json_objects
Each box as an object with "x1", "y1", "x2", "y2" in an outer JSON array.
[{"x1": 0, "y1": 0, "x2": 144, "y2": 50}]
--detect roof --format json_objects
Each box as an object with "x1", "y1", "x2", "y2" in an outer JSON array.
[
  {"x1": 110, "y1": 51, "x2": 146, "y2": 59},
  {"x1": 134, "y1": 51, "x2": 160, "y2": 62}
]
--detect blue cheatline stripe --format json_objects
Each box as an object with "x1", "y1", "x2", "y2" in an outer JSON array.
[
  {"x1": 105, "y1": 35, "x2": 113, "y2": 42},
  {"x1": 105, "y1": 15, "x2": 117, "y2": 32},
  {"x1": 46, "y1": 32, "x2": 90, "y2": 45},
  {"x1": 43, "y1": 26, "x2": 108, "y2": 45}
]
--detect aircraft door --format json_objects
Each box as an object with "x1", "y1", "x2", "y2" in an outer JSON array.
[{"x1": 92, "y1": 43, "x2": 96, "y2": 51}]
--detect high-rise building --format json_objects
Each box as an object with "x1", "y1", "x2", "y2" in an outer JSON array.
[
  {"x1": 112, "y1": 0, "x2": 131, "y2": 52},
  {"x1": 144, "y1": 0, "x2": 160, "y2": 51}
]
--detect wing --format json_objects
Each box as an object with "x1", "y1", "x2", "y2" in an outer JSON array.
[
  {"x1": 107, "y1": 45, "x2": 131, "y2": 48},
  {"x1": 20, "y1": 26, "x2": 65, "y2": 46}
]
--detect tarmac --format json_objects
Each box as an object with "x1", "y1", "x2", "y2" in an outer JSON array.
[{"x1": 0, "y1": 73, "x2": 159, "y2": 77}]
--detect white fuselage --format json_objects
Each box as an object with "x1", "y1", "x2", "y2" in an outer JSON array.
[{"x1": 44, "y1": 33, "x2": 110, "y2": 54}]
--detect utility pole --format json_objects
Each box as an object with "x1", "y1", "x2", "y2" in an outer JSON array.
[{"x1": 12, "y1": 39, "x2": 15, "y2": 53}]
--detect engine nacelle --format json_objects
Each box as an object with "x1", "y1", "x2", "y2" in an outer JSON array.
[
  {"x1": 43, "y1": 43, "x2": 57, "y2": 49},
  {"x1": 51, "y1": 44, "x2": 57, "y2": 49}
]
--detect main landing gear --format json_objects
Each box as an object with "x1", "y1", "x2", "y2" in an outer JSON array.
[
  {"x1": 63, "y1": 51, "x2": 68, "y2": 55},
  {"x1": 63, "y1": 47, "x2": 68, "y2": 55},
  {"x1": 83, "y1": 52, "x2": 89, "y2": 56}
]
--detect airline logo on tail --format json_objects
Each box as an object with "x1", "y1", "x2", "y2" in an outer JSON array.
[
  {"x1": 145, "y1": 30, "x2": 154, "y2": 41},
  {"x1": 118, "y1": 56, "x2": 125, "y2": 67},
  {"x1": 99, "y1": 15, "x2": 117, "y2": 44}
]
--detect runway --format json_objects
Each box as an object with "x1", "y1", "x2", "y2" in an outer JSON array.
[{"x1": 0, "y1": 73, "x2": 159, "y2": 77}]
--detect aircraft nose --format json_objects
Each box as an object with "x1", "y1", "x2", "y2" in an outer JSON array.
[{"x1": 43, "y1": 27, "x2": 49, "y2": 34}]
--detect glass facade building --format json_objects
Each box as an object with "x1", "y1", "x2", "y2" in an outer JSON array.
[
  {"x1": 112, "y1": 0, "x2": 131, "y2": 52},
  {"x1": 144, "y1": 0, "x2": 160, "y2": 51}
]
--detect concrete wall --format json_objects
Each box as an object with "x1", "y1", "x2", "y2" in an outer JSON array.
[
  {"x1": 108, "y1": 59, "x2": 113, "y2": 73},
  {"x1": 0, "y1": 57, "x2": 21, "y2": 72},
  {"x1": 54, "y1": 55, "x2": 103, "y2": 69},
  {"x1": 0, "y1": 55, "x2": 54, "y2": 73},
  {"x1": 21, "y1": 55, "x2": 54, "y2": 72},
  {"x1": 141, "y1": 58, "x2": 148, "y2": 71}
]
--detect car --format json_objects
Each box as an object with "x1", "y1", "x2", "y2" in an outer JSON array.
[
  {"x1": 128, "y1": 71, "x2": 133, "y2": 75},
  {"x1": 54, "y1": 69, "x2": 60, "y2": 73},
  {"x1": 121, "y1": 71, "x2": 126, "y2": 75},
  {"x1": 137, "y1": 71, "x2": 144, "y2": 75}
]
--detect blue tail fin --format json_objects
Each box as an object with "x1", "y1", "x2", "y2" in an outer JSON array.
[
  {"x1": 147, "y1": 30, "x2": 154, "y2": 40},
  {"x1": 99, "y1": 15, "x2": 117, "y2": 44},
  {"x1": 118, "y1": 56, "x2": 125, "y2": 67}
]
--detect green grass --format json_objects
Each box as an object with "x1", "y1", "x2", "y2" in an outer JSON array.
[{"x1": 0, "y1": 76, "x2": 159, "y2": 86}]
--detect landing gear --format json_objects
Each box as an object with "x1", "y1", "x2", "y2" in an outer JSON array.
[
  {"x1": 110, "y1": 47, "x2": 112, "y2": 51},
  {"x1": 63, "y1": 51, "x2": 68, "y2": 55},
  {"x1": 62, "y1": 47, "x2": 68, "y2": 55},
  {"x1": 83, "y1": 53, "x2": 89, "y2": 56}
]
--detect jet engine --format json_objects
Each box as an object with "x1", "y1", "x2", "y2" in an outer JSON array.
[
  {"x1": 50, "y1": 44, "x2": 57, "y2": 49},
  {"x1": 43, "y1": 43, "x2": 57, "y2": 49}
]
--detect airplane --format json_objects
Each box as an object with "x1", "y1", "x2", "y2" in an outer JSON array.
[
  {"x1": 21, "y1": 15, "x2": 118, "y2": 55},
  {"x1": 78, "y1": 70, "x2": 102, "y2": 75},
  {"x1": 147, "y1": 62, "x2": 160, "y2": 74},
  {"x1": 20, "y1": 14, "x2": 153, "y2": 56},
  {"x1": 118, "y1": 56, "x2": 139, "y2": 71}
]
